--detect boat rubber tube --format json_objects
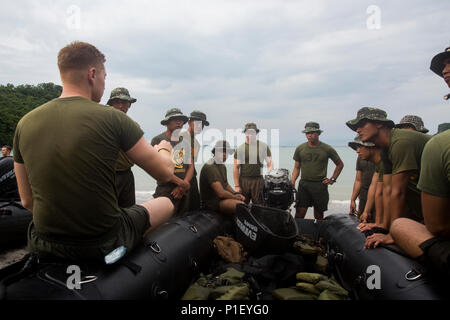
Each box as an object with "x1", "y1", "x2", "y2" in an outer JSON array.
[
  {"x1": 296, "y1": 214, "x2": 449, "y2": 300},
  {"x1": 1, "y1": 211, "x2": 234, "y2": 300},
  {"x1": 0, "y1": 202, "x2": 32, "y2": 248}
]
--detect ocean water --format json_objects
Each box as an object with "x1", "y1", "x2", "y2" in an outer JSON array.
[{"x1": 133, "y1": 146, "x2": 358, "y2": 216}]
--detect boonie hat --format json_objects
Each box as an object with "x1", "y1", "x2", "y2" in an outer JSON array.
[
  {"x1": 430, "y1": 46, "x2": 450, "y2": 77},
  {"x1": 302, "y1": 122, "x2": 322, "y2": 134},
  {"x1": 189, "y1": 110, "x2": 209, "y2": 126},
  {"x1": 161, "y1": 108, "x2": 189, "y2": 126},
  {"x1": 348, "y1": 134, "x2": 376, "y2": 151},
  {"x1": 212, "y1": 140, "x2": 234, "y2": 155},
  {"x1": 107, "y1": 87, "x2": 137, "y2": 105},
  {"x1": 346, "y1": 107, "x2": 395, "y2": 132},
  {"x1": 437, "y1": 122, "x2": 450, "y2": 134},
  {"x1": 243, "y1": 123, "x2": 260, "y2": 134},
  {"x1": 395, "y1": 115, "x2": 429, "y2": 133}
]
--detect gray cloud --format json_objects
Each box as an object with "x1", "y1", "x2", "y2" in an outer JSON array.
[{"x1": 1, "y1": 0, "x2": 449, "y2": 146}]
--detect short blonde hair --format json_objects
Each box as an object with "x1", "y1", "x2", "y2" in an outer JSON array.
[{"x1": 58, "y1": 41, "x2": 106, "y2": 74}]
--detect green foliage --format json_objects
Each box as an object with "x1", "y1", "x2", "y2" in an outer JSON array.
[{"x1": 0, "y1": 83, "x2": 62, "y2": 146}]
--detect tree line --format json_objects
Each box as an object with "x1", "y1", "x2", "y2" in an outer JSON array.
[{"x1": 0, "y1": 83, "x2": 62, "y2": 146}]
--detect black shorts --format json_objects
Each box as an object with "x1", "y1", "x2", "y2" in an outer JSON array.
[
  {"x1": 296, "y1": 180, "x2": 329, "y2": 212},
  {"x1": 419, "y1": 237, "x2": 450, "y2": 277},
  {"x1": 28, "y1": 205, "x2": 150, "y2": 262},
  {"x1": 115, "y1": 169, "x2": 136, "y2": 208}
]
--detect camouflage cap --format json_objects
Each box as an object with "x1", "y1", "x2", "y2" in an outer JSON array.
[
  {"x1": 189, "y1": 110, "x2": 209, "y2": 126},
  {"x1": 437, "y1": 122, "x2": 450, "y2": 134},
  {"x1": 395, "y1": 115, "x2": 429, "y2": 133},
  {"x1": 161, "y1": 108, "x2": 189, "y2": 125},
  {"x1": 107, "y1": 87, "x2": 137, "y2": 105},
  {"x1": 302, "y1": 122, "x2": 322, "y2": 133},
  {"x1": 348, "y1": 134, "x2": 376, "y2": 151},
  {"x1": 243, "y1": 123, "x2": 260, "y2": 133},
  {"x1": 212, "y1": 140, "x2": 234, "y2": 155},
  {"x1": 430, "y1": 46, "x2": 450, "y2": 77},
  {"x1": 346, "y1": 107, "x2": 395, "y2": 132}
]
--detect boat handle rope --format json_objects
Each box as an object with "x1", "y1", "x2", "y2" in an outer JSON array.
[
  {"x1": 149, "y1": 241, "x2": 161, "y2": 254},
  {"x1": 79, "y1": 275, "x2": 98, "y2": 285},
  {"x1": 405, "y1": 269, "x2": 422, "y2": 281},
  {"x1": 190, "y1": 225, "x2": 198, "y2": 233}
]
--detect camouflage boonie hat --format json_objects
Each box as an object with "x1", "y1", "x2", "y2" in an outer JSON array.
[
  {"x1": 243, "y1": 123, "x2": 260, "y2": 133},
  {"x1": 346, "y1": 107, "x2": 395, "y2": 132},
  {"x1": 302, "y1": 122, "x2": 322, "y2": 133},
  {"x1": 161, "y1": 108, "x2": 189, "y2": 126},
  {"x1": 430, "y1": 46, "x2": 450, "y2": 77},
  {"x1": 395, "y1": 115, "x2": 429, "y2": 133},
  {"x1": 189, "y1": 110, "x2": 209, "y2": 126},
  {"x1": 107, "y1": 87, "x2": 137, "y2": 105},
  {"x1": 348, "y1": 134, "x2": 376, "y2": 151},
  {"x1": 212, "y1": 140, "x2": 234, "y2": 155},
  {"x1": 437, "y1": 122, "x2": 450, "y2": 134}
]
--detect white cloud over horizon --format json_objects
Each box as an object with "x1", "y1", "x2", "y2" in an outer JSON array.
[{"x1": 1, "y1": 0, "x2": 449, "y2": 147}]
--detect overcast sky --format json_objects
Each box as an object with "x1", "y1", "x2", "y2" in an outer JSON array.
[{"x1": 1, "y1": 0, "x2": 449, "y2": 146}]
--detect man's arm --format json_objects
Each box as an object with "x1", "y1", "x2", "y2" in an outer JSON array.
[
  {"x1": 390, "y1": 171, "x2": 413, "y2": 225},
  {"x1": 233, "y1": 158, "x2": 241, "y2": 193},
  {"x1": 359, "y1": 172, "x2": 377, "y2": 221},
  {"x1": 374, "y1": 180, "x2": 384, "y2": 227},
  {"x1": 171, "y1": 163, "x2": 194, "y2": 199},
  {"x1": 13, "y1": 162, "x2": 33, "y2": 212},
  {"x1": 323, "y1": 158, "x2": 344, "y2": 185},
  {"x1": 126, "y1": 137, "x2": 173, "y2": 182},
  {"x1": 382, "y1": 174, "x2": 392, "y2": 230},
  {"x1": 266, "y1": 156, "x2": 273, "y2": 172},
  {"x1": 350, "y1": 170, "x2": 362, "y2": 214},
  {"x1": 291, "y1": 161, "x2": 301, "y2": 187},
  {"x1": 211, "y1": 181, "x2": 244, "y2": 201},
  {"x1": 422, "y1": 192, "x2": 450, "y2": 238}
]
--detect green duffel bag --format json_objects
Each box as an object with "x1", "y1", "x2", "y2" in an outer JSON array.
[{"x1": 272, "y1": 287, "x2": 318, "y2": 300}]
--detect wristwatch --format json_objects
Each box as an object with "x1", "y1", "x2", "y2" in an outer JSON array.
[{"x1": 330, "y1": 177, "x2": 336, "y2": 182}]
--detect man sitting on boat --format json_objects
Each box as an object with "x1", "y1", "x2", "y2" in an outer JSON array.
[
  {"x1": 347, "y1": 107, "x2": 430, "y2": 249},
  {"x1": 388, "y1": 47, "x2": 450, "y2": 278},
  {"x1": 12, "y1": 41, "x2": 175, "y2": 262},
  {"x1": 200, "y1": 140, "x2": 245, "y2": 215}
]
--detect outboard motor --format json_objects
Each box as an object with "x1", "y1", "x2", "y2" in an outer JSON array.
[{"x1": 262, "y1": 169, "x2": 295, "y2": 210}]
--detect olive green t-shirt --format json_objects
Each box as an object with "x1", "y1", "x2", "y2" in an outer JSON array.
[
  {"x1": 200, "y1": 158, "x2": 228, "y2": 211},
  {"x1": 151, "y1": 132, "x2": 189, "y2": 185},
  {"x1": 293, "y1": 142, "x2": 341, "y2": 182},
  {"x1": 234, "y1": 141, "x2": 271, "y2": 177},
  {"x1": 13, "y1": 97, "x2": 144, "y2": 240},
  {"x1": 417, "y1": 130, "x2": 450, "y2": 198},
  {"x1": 116, "y1": 150, "x2": 134, "y2": 171},
  {"x1": 381, "y1": 129, "x2": 431, "y2": 220},
  {"x1": 356, "y1": 158, "x2": 375, "y2": 190}
]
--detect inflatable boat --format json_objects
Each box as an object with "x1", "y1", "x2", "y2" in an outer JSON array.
[
  {"x1": 295, "y1": 215, "x2": 449, "y2": 300},
  {"x1": 0, "y1": 211, "x2": 233, "y2": 300}
]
